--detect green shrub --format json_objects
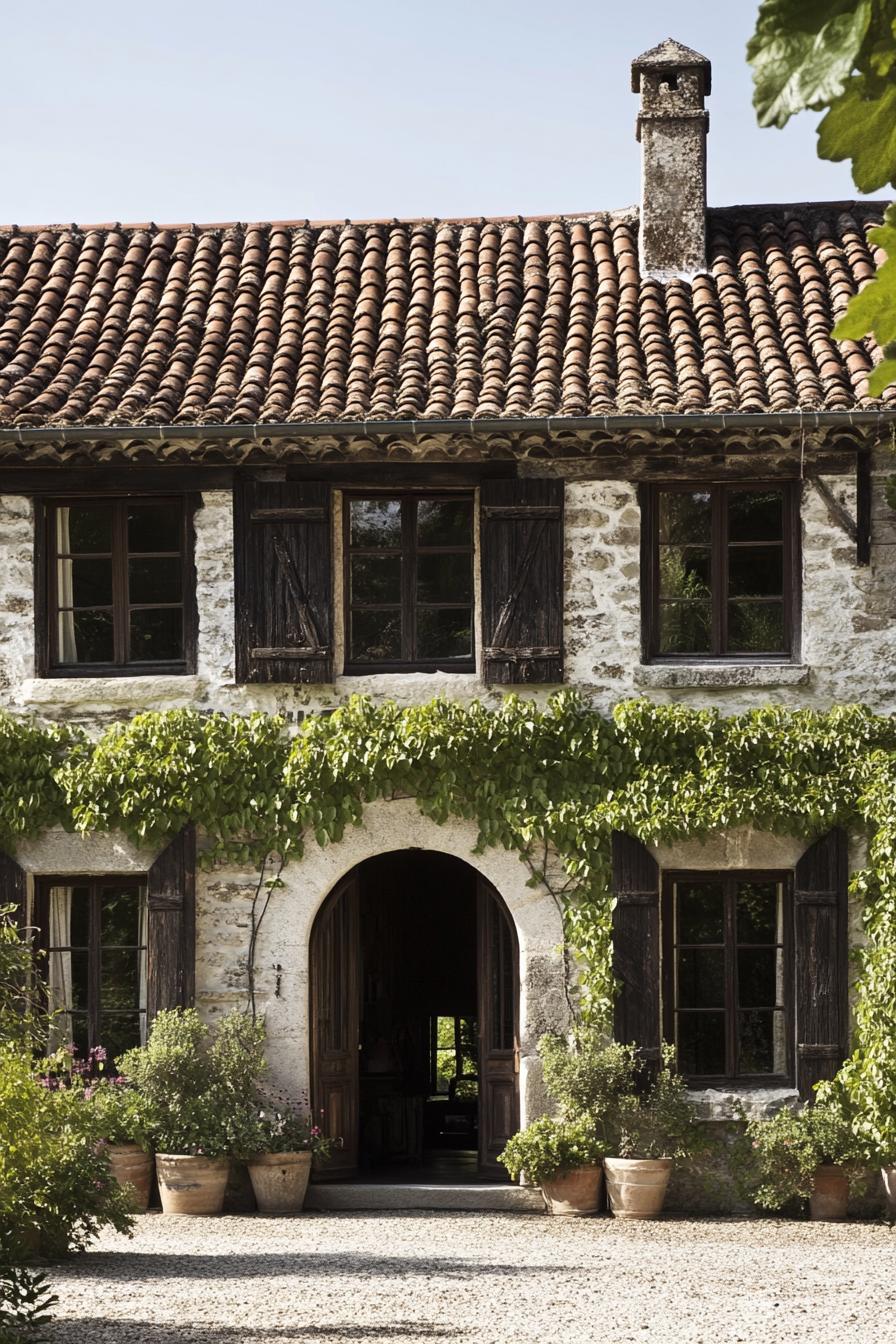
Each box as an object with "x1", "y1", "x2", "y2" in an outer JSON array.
[
  {"x1": 499, "y1": 1116, "x2": 604, "y2": 1184},
  {"x1": 118, "y1": 1008, "x2": 266, "y2": 1157},
  {"x1": 538, "y1": 1031, "x2": 635, "y2": 1148},
  {"x1": 85, "y1": 1078, "x2": 151, "y2": 1150},
  {"x1": 612, "y1": 1045, "x2": 706, "y2": 1161},
  {"x1": 734, "y1": 1088, "x2": 867, "y2": 1211},
  {"x1": 0, "y1": 1265, "x2": 56, "y2": 1344},
  {"x1": 237, "y1": 1096, "x2": 337, "y2": 1160}
]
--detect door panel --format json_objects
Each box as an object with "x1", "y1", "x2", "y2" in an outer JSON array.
[
  {"x1": 310, "y1": 875, "x2": 360, "y2": 1178},
  {"x1": 477, "y1": 878, "x2": 520, "y2": 1174}
]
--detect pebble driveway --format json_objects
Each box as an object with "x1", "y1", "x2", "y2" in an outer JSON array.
[{"x1": 46, "y1": 1211, "x2": 895, "y2": 1344}]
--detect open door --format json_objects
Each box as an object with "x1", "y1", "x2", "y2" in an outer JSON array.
[
  {"x1": 476, "y1": 878, "x2": 520, "y2": 1175},
  {"x1": 310, "y1": 874, "x2": 360, "y2": 1178}
]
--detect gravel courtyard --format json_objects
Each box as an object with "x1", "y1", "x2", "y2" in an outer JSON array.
[{"x1": 46, "y1": 1211, "x2": 895, "y2": 1344}]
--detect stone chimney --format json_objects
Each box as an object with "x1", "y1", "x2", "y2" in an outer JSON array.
[{"x1": 631, "y1": 38, "x2": 711, "y2": 279}]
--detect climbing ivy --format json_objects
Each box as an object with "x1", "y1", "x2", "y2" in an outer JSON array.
[{"x1": 3, "y1": 694, "x2": 896, "y2": 1136}]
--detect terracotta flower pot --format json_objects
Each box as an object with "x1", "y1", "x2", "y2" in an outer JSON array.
[
  {"x1": 155, "y1": 1154, "x2": 231, "y2": 1215},
  {"x1": 107, "y1": 1143, "x2": 153, "y2": 1213},
  {"x1": 247, "y1": 1151, "x2": 312, "y2": 1214},
  {"x1": 881, "y1": 1164, "x2": 896, "y2": 1220},
  {"x1": 604, "y1": 1156, "x2": 673, "y2": 1220},
  {"x1": 809, "y1": 1163, "x2": 849, "y2": 1221},
  {"x1": 540, "y1": 1164, "x2": 604, "y2": 1216}
]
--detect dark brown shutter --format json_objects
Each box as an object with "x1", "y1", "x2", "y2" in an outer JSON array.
[
  {"x1": 612, "y1": 832, "x2": 661, "y2": 1067},
  {"x1": 146, "y1": 825, "x2": 196, "y2": 1024},
  {"x1": 0, "y1": 849, "x2": 27, "y2": 932},
  {"x1": 480, "y1": 478, "x2": 564, "y2": 684},
  {"x1": 234, "y1": 477, "x2": 333, "y2": 683},
  {"x1": 794, "y1": 828, "x2": 848, "y2": 1099}
]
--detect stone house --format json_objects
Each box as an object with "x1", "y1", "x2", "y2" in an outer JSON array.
[{"x1": 0, "y1": 39, "x2": 894, "y2": 1196}]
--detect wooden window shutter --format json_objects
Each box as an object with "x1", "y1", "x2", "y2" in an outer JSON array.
[
  {"x1": 0, "y1": 849, "x2": 27, "y2": 933},
  {"x1": 234, "y1": 477, "x2": 333, "y2": 683},
  {"x1": 611, "y1": 832, "x2": 661, "y2": 1068},
  {"x1": 146, "y1": 825, "x2": 196, "y2": 1025},
  {"x1": 480, "y1": 478, "x2": 564, "y2": 684},
  {"x1": 794, "y1": 828, "x2": 848, "y2": 1099}
]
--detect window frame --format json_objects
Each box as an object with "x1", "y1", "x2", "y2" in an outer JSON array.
[
  {"x1": 661, "y1": 868, "x2": 794, "y2": 1087},
  {"x1": 34, "y1": 874, "x2": 148, "y2": 1059},
  {"x1": 35, "y1": 494, "x2": 198, "y2": 677},
  {"x1": 342, "y1": 490, "x2": 476, "y2": 675},
  {"x1": 641, "y1": 482, "x2": 801, "y2": 663}
]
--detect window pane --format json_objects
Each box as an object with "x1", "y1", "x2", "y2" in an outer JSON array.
[
  {"x1": 677, "y1": 948, "x2": 725, "y2": 1008},
  {"x1": 61, "y1": 610, "x2": 114, "y2": 663},
  {"x1": 416, "y1": 608, "x2": 473, "y2": 660},
  {"x1": 676, "y1": 882, "x2": 724, "y2": 943},
  {"x1": 128, "y1": 558, "x2": 183, "y2": 605},
  {"x1": 417, "y1": 500, "x2": 472, "y2": 547},
  {"x1": 70, "y1": 1013, "x2": 89, "y2": 1057},
  {"x1": 350, "y1": 609, "x2": 402, "y2": 662},
  {"x1": 738, "y1": 948, "x2": 779, "y2": 1008},
  {"x1": 70, "y1": 951, "x2": 89, "y2": 1011},
  {"x1": 659, "y1": 547, "x2": 711, "y2": 599},
  {"x1": 728, "y1": 547, "x2": 783, "y2": 598},
  {"x1": 58, "y1": 505, "x2": 112, "y2": 554},
  {"x1": 57, "y1": 558, "x2": 114, "y2": 608},
  {"x1": 350, "y1": 499, "x2": 401, "y2": 548},
  {"x1": 129, "y1": 608, "x2": 183, "y2": 661},
  {"x1": 100, "y1": 1013, "x2": 143, "y2": 1063},
  {"x1": 69, "y1": 887, "x2": 90, "y2": 948},
  {"x1": 727, "y1": 601, "x2": 785, "y2": 653},
  {"x1": 101, "y1": 950, "x2": 140, "y2": 1011},
  {"x1": 128, "y1": 503, "x2": 182, "y2": 553},
  {"x1": 658, "y1": 602, "x2": 711, "y2": 654},
  {"x1": 738, "y1": 1009, "x2": 785, "y2": 1074},
  {"x1": 728, "y1": 490, "x2": 783, "y2": 542},
  {"x1": 416, "y1": 554, "x2": 472, "y2": 604},
  {"x1": 658, "y1": 491, "x2": 712, "y2": 544},
  {"x1": 101, "y1": 886, "x2": 142, "y2": 946},
  {"x1": 677, "y1": 1012, "x2": 725, "y2": 1075},
  {"x1": 737, "y1": 882, "x2": 780, "y2": 943},
  {"x1": 350, "y1": 555, "x2": 402, "y2": 605}
]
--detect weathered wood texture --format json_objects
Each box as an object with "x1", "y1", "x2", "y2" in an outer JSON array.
[
  {"x1": 480, "y1": 478, "x2": 564, "y2": 684},
  {"x1": 234, "y1": 477, "x2": 333, "y2": 683},
  {"x1": 477, "y1": 879, "x2": 520, "y2": 1174},
  {"x1": 146, "y1": 825, "x2": 196, "y2": 1024},
  {"x1": 310, "y1": 875, "x2": 361, "y2": 1178},
  {"x1": 0, "y1": 849, "x2": 27, "y2": 931},
  {"x1": 612, "y1": 832, "x2": 661, "y2": 1066},
  {"x1": 794, "y1": 828, "x2": 848, "y2": 1100}
]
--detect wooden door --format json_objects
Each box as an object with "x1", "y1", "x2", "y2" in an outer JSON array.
[
  {"x1": 310, "y1": 875, "x2": 360, "y2": 1178},
  {"x1": 477, "y1": 878, "x2": 520, "y2": 1175}
]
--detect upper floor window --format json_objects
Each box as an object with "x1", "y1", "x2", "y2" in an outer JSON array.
[
  {"x1": 663, "y1": 871, "x2": 790, "y2": 1084},
  {"x1": 643, "y1": 484, "x2": 797, "y2": 660},
  {"x1": 344, "y1": 494, "x2": 475, "y2": 673},
  {"x1": 40, "y1": 497, "x2": 194, "y2": 675},
  {"x1": 38, "y1": 876, "x2": 148, "y2": 1064}
]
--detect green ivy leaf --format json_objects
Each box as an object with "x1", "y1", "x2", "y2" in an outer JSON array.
[{"x1": 748, "y1": 0, "x2": 872, "y2": 128}]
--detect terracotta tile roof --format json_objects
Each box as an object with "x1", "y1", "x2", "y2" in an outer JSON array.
[{"x1": 0, "y1": 202, "x2": 889, "y2": 430}]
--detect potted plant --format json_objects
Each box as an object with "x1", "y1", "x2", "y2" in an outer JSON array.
[
  {"x1": 499, "y1": 1115, "x2": 605, "y2": 1215},
  {"x1": 602, "y1": 1044, "x2": 704, "y2": 1220},
  {"x1": 240, "y1": 1097, "x2": 336, "y2": 1214},
  {"x1": 119, "y1": 1008, "x2": 266, "y2": 1216},
  {"x1": 87, "y1": 1076, "x2": 153, "y2": 1213},
  {"x1": 735, "y1": 1086, "x2": 865, "y2": 1220}
]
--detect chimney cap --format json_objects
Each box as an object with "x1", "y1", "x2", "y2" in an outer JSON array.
[{"x1": 631, "y1": 37, "x2": 711, "y2": 94}]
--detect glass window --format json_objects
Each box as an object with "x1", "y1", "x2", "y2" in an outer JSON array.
[
  {"x1": 345, "y1": 494, "x2": 474, "y2": 670},
  {"x1": 650, "y1": 485, "x2": 793, "y2": 658},
  {"x1": 47, "y1": 498, "x2": 189, "y2": 672},
  {"x1": 666, "y1": 874, "x2": 789, "y2": 1082},
  {"x1": 42, "y1": 878, "x2": 147, "y2": 1065},
  {"x1": 430, "y1": 1015, "x2": 478, "y2": 1097}
]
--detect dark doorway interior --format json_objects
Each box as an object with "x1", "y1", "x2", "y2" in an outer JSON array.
[{"x1": 358, "y1": 851, "x2": 480, "y2": 1174}]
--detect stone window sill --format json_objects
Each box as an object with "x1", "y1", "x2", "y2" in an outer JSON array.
[
  {"x1": 635, "y1": 663, "x2": 811, "y2": 690},
  {"x1": 687, "y1": 1086, "x2": 799, "y2": 1122}
]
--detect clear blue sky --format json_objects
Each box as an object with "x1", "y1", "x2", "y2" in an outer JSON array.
[{"x1": 2, "y1": 1, "x2": 882, "y2": 227}]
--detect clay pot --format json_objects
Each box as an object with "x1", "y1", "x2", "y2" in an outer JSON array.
[
  {"x1": 247, "y1": 1151, "x2": 312, "y2": 1214},
  {"x1": 881, "y1": 1164, "x2": 896, "y2": 1220},
  {"x1": 604, "y1": 1156, "x2": 673, "y2": 1220},
  {"x1": 107, "y1": 1143, "x2": 153, "y2": 1213},
  {"x1": 809, "y1": 1163, "x2": 849, "y2": 1221},
  {"x1": 540, "y1": 1164, "x2": 604, "y2": 1216},
  {"x1": 155, "y1": 1155, "x2": 231, "y2": 1215}
]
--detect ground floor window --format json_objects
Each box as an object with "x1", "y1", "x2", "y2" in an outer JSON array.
[
  {"x1": 36, "y1": 877, "x2": 147, "y2": 1063},
  {"x1": 662, "y1": 871, "x2": 790, "y2": 1084}
]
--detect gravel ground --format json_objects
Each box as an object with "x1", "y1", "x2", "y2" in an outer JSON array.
[{"x1": 45, "y1": 1211, "x2": 896, "y2": 1344}]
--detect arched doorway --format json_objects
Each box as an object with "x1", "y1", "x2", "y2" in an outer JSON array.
[{"x1": 309, "y1": 850, "x2": 519, "y2": 1181}]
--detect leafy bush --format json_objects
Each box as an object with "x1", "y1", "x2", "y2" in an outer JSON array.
[
  {"x1": 499, "y1": 1116, "x2": 604, "y2": 1184},
  {"x1": 0, "y1": 1265, "x2": 56, "y2": 1344},
  {"x1": 612, "y1": 1045, "x2": 705, "y2": 1161},
  {"x1": 85, "y1": 1077, "x2": 151, "y2": 1150},
  {"x1": 539, "y1": 1031, "x2": 635, "y2": 1149},
  {"x1": 734, "y1": 1089, "x2": 867, "y2": 1211},
  {"x1": 118, "y1": 1008, "x2": 266, "y2": 1157},
  {"x1": 239, "y1": 1095, "x2": 336, "y2": 1159}
]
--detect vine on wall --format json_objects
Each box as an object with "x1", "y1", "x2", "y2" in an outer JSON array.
[{"x1": 2, "y1": 693, "x2": 896, "y2": 1137}]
